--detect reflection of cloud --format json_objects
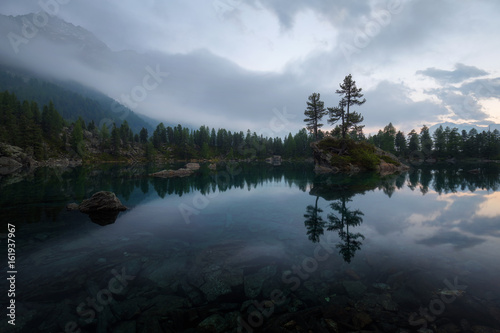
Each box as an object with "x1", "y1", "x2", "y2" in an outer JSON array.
[
  {"x1": 458, "y1": 217, "x2": 500, "y2": 238},
  {"x1": 475, "y1": 192, "x2": 500, "y2": 218},
  {"x1": 406, "y1": 192, "x2": 463, "y2": 224},
  {"x1": 407, "y1": 210, "x2": 442, "y2": 224},
  {"x1": 416, "y1": 231, "x2": 485, "y2": 250}
]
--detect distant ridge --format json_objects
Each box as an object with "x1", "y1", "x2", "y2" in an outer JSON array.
[{"x1": 429, "y1": 122, "x2": 500, "y2": 134}]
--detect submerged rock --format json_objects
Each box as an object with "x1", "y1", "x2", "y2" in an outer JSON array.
[
  {"x1": 66, "y1": 203, "x2": 79, "y2": 211},
  {"x1": 324, "y1": 318, "x2": 339, "y2": 332},
  {"x1": 352, "y1": 312, "x2": 372, "y2": 329},
  {"x1": 198, "y1": 314, "x2": 228, "y2": 333},
  {"x1": 342, "y1": 280, "x2": 367, "y2": 299},
  {"x1": 244, "y1": 265, "x2": 277, "y2": 299}
]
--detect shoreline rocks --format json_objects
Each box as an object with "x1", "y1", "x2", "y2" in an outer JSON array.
[
  {"x1": 150, "y1": 163, "x2": 201, "y2": 178},
  {"x1": 150, "y1": 168, "x2": 194, "y2": 178},
  {"x1": 0, "y1": 143, "x2": 83, "y2": 175}
]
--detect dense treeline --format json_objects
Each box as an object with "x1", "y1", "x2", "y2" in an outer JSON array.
[
  {"x1": 3, "y1": 89, "x2": 500, "y2": 163},
  {"x1": 368, "y1": 123, "x2": 500, "y2": 161},
  {"x1": 149, "y1": 122, "x2": 315, "y2": 160},
  {"x1": 0, "y1": 91, "x2": 317, "y2": 161},
  {"x1": 0, "y1": 91, "x2": 62, "y2": 159}
]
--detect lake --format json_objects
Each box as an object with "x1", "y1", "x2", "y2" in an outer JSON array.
[{"x1": 1, "y1": 162, "x2": 500, "y2": 332}]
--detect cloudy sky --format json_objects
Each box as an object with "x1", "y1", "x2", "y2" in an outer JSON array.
[{"x1": 2, "y1": 0, "x2": 500, "y2": 135}]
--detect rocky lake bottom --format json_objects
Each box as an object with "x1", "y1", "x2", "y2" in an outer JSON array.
[{"x1": 1, "y1": 162, "x2": 500, "y2": 332}]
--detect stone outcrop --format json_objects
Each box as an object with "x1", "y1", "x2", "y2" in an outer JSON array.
[
  {"x1": 311, "y1": 139, "x2": 409, "y2": 175},
  {"x1": 0, "y1": 143, "x2": 36, "y2": 174},
  {"x1": 373, "y1": 147, "x2": 410, "y2": 175},
  {"x1": 185, "y1": 162, "x2": 200, "y2": 170},
  {"x1": 150, "y1": 163, "x2": 201, "y2": 178},
  {"x1": 150, "y1": 168, "x2": 194, "y2": 178},
  {"x1": 67, "y1": 191, "x2": 127, "y2": 225},
  {"x1": 0, "y1": 156, "x2": 23, "y2": 175},
  {"x1": 265, "y1": 155, "x2": 282, "y2": 166},
  {"x1": 0, "y1": 142, "x2": 82, "y2": 175},
  {"x1": 78, "y1": 191, "x2": 127, "y2": 213}
]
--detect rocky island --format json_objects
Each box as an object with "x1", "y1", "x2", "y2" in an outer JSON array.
[{"x1": 311, "y1": 137, "x2": 409, "y2": 175}]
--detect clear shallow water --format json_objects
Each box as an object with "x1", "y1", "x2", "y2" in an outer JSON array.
[{"x1": 1, "y1": 163, "x2": 500, "y2": 332}]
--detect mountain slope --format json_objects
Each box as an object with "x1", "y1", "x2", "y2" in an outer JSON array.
[
  {"x1": 0, "y1": 13, "x2": 164, "y2": 130},
  {"x1": 0, "y1": 68, "x2": 154, "y2": 133}
]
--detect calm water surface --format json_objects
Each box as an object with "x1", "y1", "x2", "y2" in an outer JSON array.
[{"x1": 1, "y1": 163, "x2": 500, "y2": 332}]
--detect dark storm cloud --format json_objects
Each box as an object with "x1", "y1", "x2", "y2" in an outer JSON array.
[{"x1": 417, "y1": 63, "x2": 489, "y2": 85}]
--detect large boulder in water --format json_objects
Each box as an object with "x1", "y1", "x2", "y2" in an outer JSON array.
[
  {"x1": 78, "y1": 191, "x2": 127, "y2": 213},
  {"x1": 66, "y1": 191, "x2": 126, "y2": 225}
]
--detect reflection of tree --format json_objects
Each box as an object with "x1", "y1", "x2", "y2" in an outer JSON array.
[
  {"x1": 303, "y1": 189, "x2": 366, "y2": 263},
  {"x1": 327, "y1": 196, "x2": 365, "y2": 263},
  {"x1": 405, "y1": 164, "x2": 500, "y2": 195},
  {"x1": 419, "y1": 168, "x2": 432, "y2": 194},
  {"x1": 304, "y1": 196, "x2": 326, "y2": 243}
]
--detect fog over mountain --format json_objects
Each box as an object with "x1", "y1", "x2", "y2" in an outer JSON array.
[{"x1": 1, "y1": 1, "x2": 499, "y2": 135}]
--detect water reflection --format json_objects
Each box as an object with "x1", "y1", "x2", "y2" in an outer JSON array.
[
  {"x1": 303, "y1": 196, "x2": 325, "y2": 243},
  {"x1": 304, "y1": 193, "x2": 366, "y2": 263},
  {"x1": 1, "y1": 162, "x2": 500, "y2": 228},
  {"x1": 327, "y1": 195, "x2": 365, "y2": 263},
  {"x1": 416, "y1": 230, "x2": 485, "y2": 250},
  {"x1": 2, "y1": 162, "x2": 500, "y2": 331},
  {"x1": 0, "y1": 162, "x2": 316, "y2": 225},
  {"x1": 87, "y1": 211, "x2": 121, "y2": 226},
  {"x1": 407, "y1": 164, "x2": 500, "y2": 194},
  {"x1": 301, "y1": 163, "x2": 500, "y2": 263},
  {"x1": 304, "y1": 174, "x2": 374, "y2": 263}
]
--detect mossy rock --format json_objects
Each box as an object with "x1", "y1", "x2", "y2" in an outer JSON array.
[{"x1": 312, "y1": 138, "x2": 409, "y2": 174}]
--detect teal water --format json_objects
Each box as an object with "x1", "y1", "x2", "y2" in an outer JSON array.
[{"x1": 1, "y1": 163, "x2": 500, "y2": 332}]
